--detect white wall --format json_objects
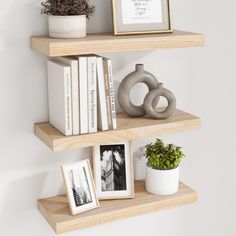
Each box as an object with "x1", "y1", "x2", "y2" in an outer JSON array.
[{"x1": 0, "y1": 0, "x2": 236, "y2": 235}]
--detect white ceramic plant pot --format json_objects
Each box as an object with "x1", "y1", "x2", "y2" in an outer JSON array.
[
  {"x1": 48, "y1": 15, "x2": 86, "y2": 39},
  {"x1": 145, "y1": 165, "x2": 179, "y2": 195}
]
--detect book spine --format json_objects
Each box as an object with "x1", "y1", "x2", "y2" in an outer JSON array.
[
  {"x1": 103, "y1": 60, "x2": 112, "y2": 130},
  {"x1": 97, "y1": 57, "x2": 109, "y2": 131},
  {"x1": 107, "y1": 60, "x2": 117, "y2": 130},
  {"x1": 88, "y1": 57, "x2": 97, "y2": 133},
  {"x1": 64, "y1": 68, "x2": 73, "y2": 135},
  {"x1": 71, "y1": 60, "x2": 79, "y2": 135},
  {"x1": 79, "y1": 57, "x2": 88, "y2": 134}
]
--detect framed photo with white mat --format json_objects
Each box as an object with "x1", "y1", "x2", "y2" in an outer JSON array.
[
  {"x1": 61, "y1": 160, "x2": 99, "y2": 215},
  {"x1": 112, "y1": 0, "x2": 173, "y2": 35},
  {"x1": 93, "y1": 141, "x2": 134, "y2": 200}
]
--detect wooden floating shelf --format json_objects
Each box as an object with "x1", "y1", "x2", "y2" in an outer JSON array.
[
  {"x1": 38, "y1": 181, "x2": 197, "y2": 234},
  {"x1": 30, "y1": 30, "x2": 205, "y2": 57},
  {"x1": 35, "y1": 109, "x2": 201, "y2": 152}
]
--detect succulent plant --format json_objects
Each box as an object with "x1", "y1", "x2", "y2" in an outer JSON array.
[
  {"x1": 41, "y1": 0, "x2": 95, "y2": 19},
  {"x1": 145, "y1": 139, "x2": 185, "y2": 170}
]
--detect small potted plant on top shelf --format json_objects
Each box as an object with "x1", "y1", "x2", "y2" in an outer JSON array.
[
  {"x1": 145, "y1": 139, "x2": 185, "y2": 195},
  {"x1": 41, "y1": 0, "x2": 95, "y2": 39}
]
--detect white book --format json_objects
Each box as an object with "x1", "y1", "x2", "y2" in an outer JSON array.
[
  {"x1": 78, "y1": 56, "x2": 88, "y2": 134},
  {"x1": 87, "y1": 56, "x2": 97, "y2": 133},
  {"x1": 96, "y1": 56, "x2": 109, "y2": 131},
  {"x1": 103, "y1": 58, "x2": 117, "y2": 130},
  {"x1": 54, "y1": 57, "x2": 79, "y2": 135},
  {"x1": 47, "y1": 60, "x2": 72, "y2": 136}
]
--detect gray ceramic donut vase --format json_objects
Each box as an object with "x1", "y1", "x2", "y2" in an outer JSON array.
[
  {"x1": 118, "y1": 64, "x2": 159, "y2": 117},
  {"x1": 144, "y1": 83, "x2": 176, "y2": 119}
]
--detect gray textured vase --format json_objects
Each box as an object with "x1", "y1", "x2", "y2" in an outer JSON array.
[
  {"x1": 118, "y1": 64, "x2": 159, "y2": 117},
  {"x1": 144, "y1": 83, "x2": 176, "y2": 119},
  {"x1": 118, "y1": 64, "x2": 177, "y2": 119}
]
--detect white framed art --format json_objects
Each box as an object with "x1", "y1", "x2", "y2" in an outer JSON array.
[
  {"x1": 112, "y1": 0, "x2": 173, "y2": 35},
  {"x1": 61, "y1": 160, "x2": 99, "y2": 215},
  {"x1": 93, "y1": 141, "x2": 134, "y2": 200}
]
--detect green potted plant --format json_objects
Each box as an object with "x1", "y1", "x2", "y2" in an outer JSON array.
[
  {"x1": 41, "y1": 0, "x2": 95, "y2": 38},
  {"x1": 145, "y1": 139, "x2": 185, "y2": 195}
]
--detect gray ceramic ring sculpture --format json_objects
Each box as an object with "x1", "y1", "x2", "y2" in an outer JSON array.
[
  {"x1": 144, "y1": 83, "x2": 176, "y2": 119},
  {"x1": 118, "y1": 64, "x2": 159, "y2": 117}
]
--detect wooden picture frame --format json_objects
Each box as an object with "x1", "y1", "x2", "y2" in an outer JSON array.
[
  {"x1": 93, "y1": 141, "x2": 134, "y2": 200},
  {"x1": 112, "y1": 0, "x2": 173, "y2": 35},
  {"x1": 61, "y1": 160, "x2": 99, "y2": 215}
]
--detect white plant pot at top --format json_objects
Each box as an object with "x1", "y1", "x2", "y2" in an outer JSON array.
[
  {"x1": 145, "y1": 165, "x2": 179, "y2": 195},
  {"x1": 48, "y1": 15, "x2": 86, "y2": 39}
]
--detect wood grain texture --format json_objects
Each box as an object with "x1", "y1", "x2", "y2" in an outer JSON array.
[
  {"x1": 34, "y1": 109, "x2": 201, "y2": 152},
  {"x1": 30, "y1": 30, "x2": 205, "y2": 57},
  {"x1": 38, "y1": 181, "x2": 197, "y2": 234}
]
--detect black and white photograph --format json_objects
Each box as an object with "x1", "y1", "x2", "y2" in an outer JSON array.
[
  {"x1": 93, "y1": 141, "x2": 134, "y2": 200},
  {"x1": 100, "y1": 144, "x2": 127, "y2": 192},
  {"x1": 69, "y1": 167, "x2": 92, "y2": 206},
  {"x1": 62, "y1": 160, "x2": 99, "y2": 215}
]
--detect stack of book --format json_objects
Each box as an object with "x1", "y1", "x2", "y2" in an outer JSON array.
[{"x1": 47, "y1": 55, "x2": 117, "y2": 136}]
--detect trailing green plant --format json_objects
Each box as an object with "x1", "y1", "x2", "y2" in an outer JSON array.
[
  {"x1": 145, "y1": 139, "x2": 185, "y2": 170},
  {"x1": 41, "y1": 0, "x2": 95, "y2": 19}
]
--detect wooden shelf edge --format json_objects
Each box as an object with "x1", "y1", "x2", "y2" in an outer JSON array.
[
  {"x1": 38, "y1": 181, "x2": 197, "y2": 234},
  {"x1": 30, "y1": 30, "x2": 205, "y2": 57},
  {"x1": 34, "y1": 109, "x2": 201, "y2": 152},
  {"x1": 38, "y1": 201, "x2": 57, "y2": 231},
  {"x1": 34, "y1": 125, "x2": 54, "y2": 150}
]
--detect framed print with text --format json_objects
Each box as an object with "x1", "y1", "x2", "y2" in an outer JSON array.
[{"x1": 112, "y1": 0, "x2": 173, "y2": 35}]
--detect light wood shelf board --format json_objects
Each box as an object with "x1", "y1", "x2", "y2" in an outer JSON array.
[
  {"x1": 38, "y1": 181, "x2": 197, "y2": 234},
  {"x1": 34, "y1": 109, "x2": 201, "y2": 152},
  {"x1": 30, "y1": 30, "x2": 205, "y2": 57}
]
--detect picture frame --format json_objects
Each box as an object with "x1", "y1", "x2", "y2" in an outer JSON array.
[
  {"x1": 93, "y1": 141, "x2": 134, "y2": 200},
  {"x1": 61, "y1": 159, "x2": 99, "y2": 215},
  {"x1": 112, "y1": 0, "x2": 173, "y2": 35}
]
